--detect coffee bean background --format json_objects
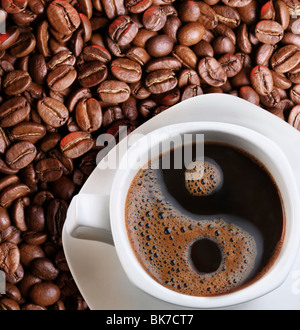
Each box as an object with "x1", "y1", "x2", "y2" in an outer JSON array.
[{"x1": 0, "y1": 0, "x2": 299, "y2": 310}]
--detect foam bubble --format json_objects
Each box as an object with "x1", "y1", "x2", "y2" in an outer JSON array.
[{"x1": 185, "y1": 159, "x2": 223, "y2": 197}]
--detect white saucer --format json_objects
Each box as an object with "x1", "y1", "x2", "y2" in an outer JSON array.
[{"x1": 62, "y1": 94, "x2": 300, "y2": 310}]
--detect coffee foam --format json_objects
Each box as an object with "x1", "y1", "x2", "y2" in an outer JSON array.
[
  {"x1": 126, "y1": 167, "x2": 257, "y2": 297},
  {"x1": 185, "y1": 159, "x2": 222, "y2": 196}
]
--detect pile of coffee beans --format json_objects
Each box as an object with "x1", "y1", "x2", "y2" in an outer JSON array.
[{"x1": 0, "y1": 0, "x2": 299, "y2": 309}]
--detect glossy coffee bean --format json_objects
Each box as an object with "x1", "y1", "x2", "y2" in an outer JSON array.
[
  {"x1": 218, "y1": 54, "x2": 242, "y2": 78},
  {"x1": 143, "y1": 6, "x2": 167, "y2": 31},
  {"x1": 37, "y1": 97, "x2": 69, "y2": 128},
  {"x1": 250, "y1": 65, "x2": 274, "y2": 96},
  {"x1": 146, "y1": 34, "x2": 174, "y2": 57},
  {"x1": 0, "y1": 96, "x2": 30, "y2": 128},
  {"x1": 46, "y1": 0, "x2": 80, "y2": 36},
  {"x1": 111, "y1": 58, "x2": 142, "y2": 83},
  {"x1": 0, "y1": 242, "x2": 20, "y2": 273},
  {"x1": 9, "y1": 122, "x2": 46, "y2": 144},
  {"x1": 198, "y1": 56, "x2": 227, "y2": 87},
  {"x1": 97, "y1": 80, "x2": 131, "y2": 103},
  {"x1": 2, "y1": 70, "x2": 31, "y2": 96},
  {"x1": 29, "y1": 282, "x2": 60, "y2": 306},
  {"x1": 77, "y1": 61, "x2": 108, "y2": 88},
  {"x1": 0, "y1": 183, "x2": 30, "y2": 208},
  {"x1": 145, "y1": 69, "x2": 177, "y2": 94},
  {"x1": 108, "y1": 15, "x2": 138, "y2": 46},
  {"x1": 46, "y1": 65, "x2": 77, "y2": 91},
  {"x1": 35, "y1": 158, "x2": 64, "y2": 182},
  {"x1": 5, "y1": 142, "x2": 37, "y2": 170},
  {"x1": 75, "y1": 98, "x2": 102, "y2": 132},
  {"x1": 177, "y1": 22, "x2": 205, "y2": 47},
  {"x1": 270, "y1": 45, "x2": 300, "y2": 74},
  {"x1": 60, "y1": 131, "x2": 94, "y2": 159},
  {"x1": 255, "y1": 20, "x2": 284, "y2": 45}
]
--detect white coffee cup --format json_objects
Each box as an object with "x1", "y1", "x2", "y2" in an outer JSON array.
[{"x1": 66, "y1": 121, "x2": 300, "y2": 309}]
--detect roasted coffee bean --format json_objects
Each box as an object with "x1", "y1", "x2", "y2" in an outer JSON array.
[
  {"x1": 146, "y1": 34, "x2": 174, "y2": 57},
  {"x1": 270, "y1": 45, "x2": 300, "y2": 74},
  {"x1": 35, "y1": 158, "x2": 64, "y2": 182},
  {"x1": 177, "y1": 22, "x2": 205, "y2": 47},
  {"x1": 213, "y1": 4, "x2": 240, "y2": 28},
  {"x1": 125, "y1": 0, "x2": 152, "y2": 13},
  {"x1": 75, "y1": 98, "x2": 102, "y2": 132},
  {"x1": 0, "y1": 128, "x2": 10, "y2": 155},
  {"x1": 81, "y1": 45, "x2": 111, "y2": 63},
  {"x1": 77, "y1": 61, "x2": 108, "y2": 88},
  {"x1": 97, "y1": 80, "x2": 131, "y2": 103},
  {"x1": 9, "y1": 122, "x2": 46, "y2": 144},
  {"x1": 272, "y1": 70, "x2": 292, "y2": 89},
  {"x1": 111, "y1": 58, "x2": 142, "y2": 83},
  {"x1": 49, "y1": 175, "x2": 76, "y2": 200},
  {"x1": 197, "y1": 2, "x2": 218, "y2": 29},
  {"x1": 198, "y1": 56, "x2": 227, "y2": 87},
  {"x1": 163, "y1": 16, "x2": 182, "y2": 43},
  {"x1": 47, "y1": 51, "x2": 76, "y2": 71},
  {"x1": 255, "y1": 20, "x2": 284, "y2": 45},
  {"x1": 239, "y1": 86, "x2": 260, "y2": 106},
  {"x1": 46, "y1": 65, "x2": 77, "y2": 91},
  {"x1": 108, "y1": 15, "x2": 138, "y2": 46},
  {"x1": 178, "y1": 1, "x2": 200, "y2": 22},
  {"x1": 0, "y1": 242, "x2": 20, "y2": 273},
  {"x1": 2, "y1": 70, "x2": 31, "y2": 96},
  {"x1": 181, "y1": 84, "x2": 203, "y2": 101},
  {"x1": 5, "y1": 141, "x2": 37, "y2": 170},
  {"x1": 0, "y1": 183, "x2": 30, "y2": 208},
  {"x1": 0, "y1": 206, "x2": 11, "y2": 231},
  {"x1": 260, "y1": 88, "x2": 281, "y2": 108},
  {"x1": 145, "y1": 57, "x2": 182, "y2": 72},
  {"x1": 37, "y1": 97, "x2": 69, "y2": 128},
  {"x1": 9, "y1": 32, "x2": 36, "y2": 58},
  {"x1": 0, "y1": 26, "x2": 20, "y2": 51},
  {"x1": 60, "y1": 131, "x2": 93, "y2": 159},
  {"x1": 218, "y1": 54, "x2": 242, "y2": 78},
  {"x1": 101, "y1": 0, "x2": 126, "y2": 19},
  {"x1": 255, "y1": 44, "x2": 276, "y2": 66},
  {"x1": 46, "y1": 0, "x2": 80, "y2": 36},
  {"x1": 11, "y1": 197, "x2": 29, "y2": 231},
  {"x1": 29, "y1": 281, "x2": 60, "y2": 306},
  {"x1": 2, "y1": 0, "x2": 26, "y2": 13},
  {"x1": 19, "y1": 244, "x2": 45, "y2": 268},
  {"x1": 26, "y1": 205, "x2": 45, "y2": 232},
  {"x1": 142, "y1": 6, "x2": 167, "y2": 31},
  {"x1": 250, "y1": 65, "x2": 274, "y2": 96},
  {"x1": 213, "y1": 36, "x2": 235, "y2": 56},
  {"x1": 0, "y1": 96, "x2": 30, "y2": 128},
  {"x1": 290, "y1": 84, "x2": 300, "y2": 104},
  {"x1": 236, "y1": 23, "x2": 251, "y2": 55},
  {"x1": 288, "y1": 105, "x2": 300, "y2": 130},
  {"x1": 145, "y1": 69, "x2": 177, "y2": 94},
  {"x1": 221, "y1": 0, "x2": 252, "y2": 7},
  {"x1": 30, "y1": 257, "x2": 59, "y2": 281},
  {"x1": 172, "y1": 45, "x2": 197, "y2": 69},
  {"x1": 46, "y1": 198, "x2": 68, "y2": 244}
]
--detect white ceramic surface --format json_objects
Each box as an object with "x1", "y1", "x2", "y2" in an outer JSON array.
[{"x1": 62, "y1": 94, "x2": 300, "y2": 310}]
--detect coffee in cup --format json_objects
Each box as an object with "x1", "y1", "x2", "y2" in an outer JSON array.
[{"x1": 125, "y1": 141, "x2": 284, "y2": 296}]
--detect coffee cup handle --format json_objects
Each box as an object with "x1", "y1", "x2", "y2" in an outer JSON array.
[{"x1": 65, "y1": 193, "x2": 113, "y2": 245}]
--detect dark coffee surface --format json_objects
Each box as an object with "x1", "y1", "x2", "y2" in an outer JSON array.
[{"x1": 126, "y1": 143, "x2": 284, "y2": 296}]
